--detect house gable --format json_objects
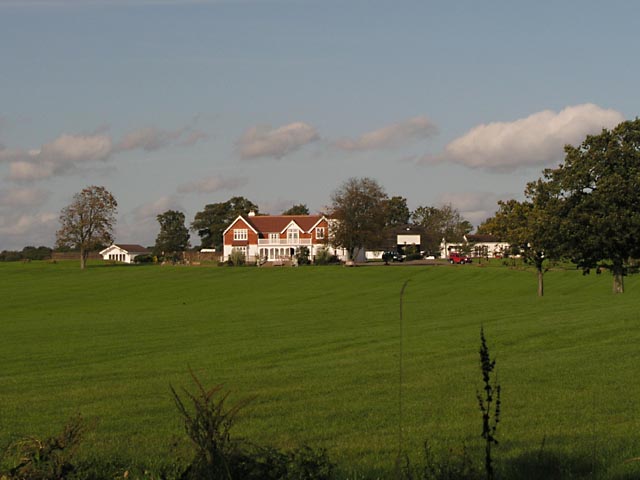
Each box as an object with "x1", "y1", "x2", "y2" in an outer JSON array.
[
  {"x1": 279, "y1": 219, "x2": 304, "y2": 235},
  {"x1": 222, "y1": 216, "x2": 259, "y2": 236}
]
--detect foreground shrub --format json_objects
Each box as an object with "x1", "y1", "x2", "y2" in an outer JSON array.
[
  {"x1": 171, "y1": 370, "x2": 333, "y2": 480},
  {"x1": 400, "y1": 441, "x2": 480, "y2": 480},
  {"x1": 2, "y1": 414, "x2": 86, "y2": 480}
]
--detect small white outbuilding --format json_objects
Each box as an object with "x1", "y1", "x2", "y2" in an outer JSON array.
[{"x1": 99, "y1": 244, "x2": 150, "y2": 264}]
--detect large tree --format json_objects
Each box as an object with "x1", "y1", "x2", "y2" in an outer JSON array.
[
  {"x1": 384, "y1": 196, "x2": 411, "y2": 227},
  {"x1": 477, "y1": 198, "x2": 561, "y2": 296},
  {"x1": 329, "y1": 177, "x2": 388, "y2": 260},
  {"x1": 154, "y1": 210, "x2": 190, "y2": 260},
  {"x1": 191, "y1": 196, "x2": 258, "y2": 250},
  {"x1": 411, "y1": 204, "x2": 473, "y2": 254},
  {"x1": 56, "y1": 185, "x2": 118, "y2": 269},
  {"x1": 529, "y1": 119, "x2": 640, "y2": 293}
]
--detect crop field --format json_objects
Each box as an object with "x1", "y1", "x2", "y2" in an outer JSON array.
[{"x1": 1, "y1": 260, "x2": 640, "y2": 478}]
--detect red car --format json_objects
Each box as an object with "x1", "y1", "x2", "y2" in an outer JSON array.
[{"x1": 449, "y1": 252, "x2": 472, "y2": 264}]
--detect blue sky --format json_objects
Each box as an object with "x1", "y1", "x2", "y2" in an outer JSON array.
[{"x1": 1, "y1": 0, "x2": 639, "y2": 249}]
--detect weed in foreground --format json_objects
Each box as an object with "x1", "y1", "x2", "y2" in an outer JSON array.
[
  {"x1": 171, "y1": 369, "x2": 334, "y2": 480},
  {"x1": 170, "y1": 369, "x2": 251, "y2": 479},
  {"x1": 2, "y1": 414, "x2": 86, "y2": 480},
  {"x1": 476, "y1": 327, "x2": 501, "y2": 480}
]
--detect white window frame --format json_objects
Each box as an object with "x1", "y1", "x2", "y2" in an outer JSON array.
[
  {"x1": 233, "y1": 228, "x2": 248, "y2": 241},
  {"x1": 287, "y1": 228, "x2": 299, "y2": 242},
  {"x1": 269, "y1": 233, "x2": 279, "y2": 242},
  {"x1": 316, "y1": 227, "x2": 325, "y2": 240}
]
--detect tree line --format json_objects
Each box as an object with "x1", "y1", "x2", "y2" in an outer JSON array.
[{"x1": 48, "y1": 118, "x2": 640, "y2": 294}]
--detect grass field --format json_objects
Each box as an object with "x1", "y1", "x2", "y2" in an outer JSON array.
[{"x1": 1, "y1": 260, "x2": 640, "y2": 478}]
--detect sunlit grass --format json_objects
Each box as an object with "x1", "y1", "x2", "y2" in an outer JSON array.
[{"x1": 1, "y1": 260, "x2": 639, "y2": 477}]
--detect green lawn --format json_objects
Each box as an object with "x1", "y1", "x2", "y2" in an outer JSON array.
[{"x1": 1, "y1": 260, "x2": 639, "y2": 478}]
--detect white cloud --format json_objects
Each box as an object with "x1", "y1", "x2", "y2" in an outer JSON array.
[
  {"x1": 116, "y1": 126, "x2": 207, "y2": 152},
  {"x1": 3, "y1": 123, "x2": 206, "y2": 182},
  {"x1": 335, "y1": 116, "x2": 438, "y2": 152},
  {"x1": 0, "y1": 187, "x2": 50, "y2": 208},
  {"x1": 0, "y1": 185, "x2": 55, "y2": 249},
  {"x1": 8, "y1": 161, "x2": 56, "y2": 181},
  {"x1": 177, "y1": 175, "x2": 248, "y2": 194},
  {"x1": 42, "y1": 133, "x2": 113, "y2": 163},
  {"x1": 0, "y1": 211, "x2": 57, "y2": 249},
  {"x1": 130, "y1": 195, "x2": 184, "y2": 222},
  {"x1": 424, "y1": 104, "x2": 624, "y2": 172},
  {"x1": 237, "y1": 122, "x2": 319, "y2": 160},
  {"x1": 117, "y1": 127, "x2": 176, "y2": 152},
  {"x1": 115, "y1": 195, "x2": 186, "y2": 246},
  {"x1": 4, "y1": 133, "x2": 114, "y2": 181}
]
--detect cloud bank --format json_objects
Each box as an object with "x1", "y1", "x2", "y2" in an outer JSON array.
[
  {"x1": 335, "y1": 116, "x2": 437, "y2": 152},
  {"x1": 177, "y1": 175, "x2": 248, "y2": 194},
  {"x1": 0, "y1": 185, "x2": 56, "y2": 249},
  {"x1": 2, "y1": 124, "x2": 207, "y2": 182},
  {"x1": 236, "y1": 122, "x2": 319, "y2": 160},
  {"x1": 424, "y1": 104, "x2": 624, "y2": 172}
]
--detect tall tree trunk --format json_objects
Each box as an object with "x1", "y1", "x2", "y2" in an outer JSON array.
[
  {"x1": 612, "y1": 260, "x2": 624, "y2": 294},
  {"x1": 80, "y1": 247, "x2": 87, "y2": 270},
  {"x1": 535, "y1": 257, "x2": 544, "y2": 297},
  {"x1": 537, "y1": 267, "x2": 544, "y2": 297}
]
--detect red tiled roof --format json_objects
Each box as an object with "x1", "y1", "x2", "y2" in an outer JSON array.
[{"x1": 244, "y1": 215, "x2": 325, "y2": 234}]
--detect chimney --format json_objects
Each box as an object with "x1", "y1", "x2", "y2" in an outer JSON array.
[{"x1": 248, "y1": 210, "x2": 256, "y2": 217}]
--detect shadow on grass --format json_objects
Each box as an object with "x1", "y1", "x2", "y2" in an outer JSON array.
[
  {"x1": 503, "y1": 449, "x2": 598, "y2": 480},
  {"x1": 87, "y1": 262, "x2": 154, "y2": 268}
]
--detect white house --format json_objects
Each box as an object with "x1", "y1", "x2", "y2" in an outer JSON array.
[
  {"x1": 99, "y1": 244, "x2": 151, "y2": 264},
  {"x1": 440, "y1": 234, "x2": 510, "y2": 259}
]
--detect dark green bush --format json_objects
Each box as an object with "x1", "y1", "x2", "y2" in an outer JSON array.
[
  {"x1": 295, "y1": 246, "x2": 311, "y2": 265},
  {"x1": 134, "y1": 254, "x2": 154, "y2": 264},
  {"x1": 314, "y1": 248, "x2": 339, "y2": 265},
  {"x1": 227, "y1": 249, "x2": 246, "y2": 267}
]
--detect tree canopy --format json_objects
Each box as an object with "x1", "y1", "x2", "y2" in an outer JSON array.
[
  {"x1": 191, "y1": 196, "x2": 258, "y2": 251},
  {"x1": 410, "y1": 203, "x2": 472, "y2": 254},
  {"x1": 477, "y1": 198, "x2": 561, "y2": 296},
  {"x1": 329, "y1": 177, "x2": 388, "y2": 260},
  {"x1": 154, "y1": 210, "x2": 190, "y2": 259},
  {"x1": 282, "y1": 204, "x2": 310, "y2": 215},
  {"x1": 384, "y1": 196, "x2": 411, "y2": 227},
  {"x1": 529, "y1": 118, "x2": 640, "y2": 293},
  {"x1": 55, "y1": 186, "x2": 118, "y2": 269},
  {"x1": 411, "y1": 204, "x2": 472, "y2": 242}
]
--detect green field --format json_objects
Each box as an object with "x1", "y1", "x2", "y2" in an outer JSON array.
[{"x1": 1, "y1": 261, "x2": 640, "y2": 478}]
